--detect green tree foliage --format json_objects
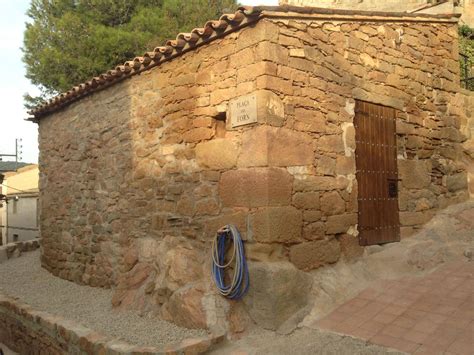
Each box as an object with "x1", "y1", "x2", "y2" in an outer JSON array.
[
  {"x1": 22, "y1": 0, "x2": 238, "y2": 109},
  {"x1": 459, "y1": 24, "x2": 474, "y2": 90}
]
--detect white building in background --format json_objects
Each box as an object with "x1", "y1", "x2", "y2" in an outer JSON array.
[{"x1": 0, "y1": 165, "x2": 39, "y2": 245}]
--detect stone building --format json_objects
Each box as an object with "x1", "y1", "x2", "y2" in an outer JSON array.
[{"x1": 30, "y1": 6, "x2": 469, "y2": 331}]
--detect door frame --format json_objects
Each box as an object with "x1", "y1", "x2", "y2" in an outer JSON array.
[{"x1": 354, "y1": 100, "x2": 401, "y2": 246}]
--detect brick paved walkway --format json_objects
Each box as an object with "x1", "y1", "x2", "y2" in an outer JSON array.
[{"x1": 316, "y1": 261, "x2": 473, "y2": 354}]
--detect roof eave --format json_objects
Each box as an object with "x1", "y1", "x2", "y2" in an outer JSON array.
[
  {"x1": 30, "y1": 5, "x2": 461, "y2": 121},
  {"x1": 30, "y1": 6, "x2": 262, "y2": 121}
]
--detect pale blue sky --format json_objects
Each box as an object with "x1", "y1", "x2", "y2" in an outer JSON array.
[
  {"x1": 0, "y1": 0, "x2": 38, "y2": 164},
  {"x1": 0, "y1": 0, "x2": 279, "y2": 165}
]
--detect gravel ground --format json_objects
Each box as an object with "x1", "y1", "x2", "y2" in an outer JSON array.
[{"x1": 0, "y1": 251, "x2": 206, "y2": 348}]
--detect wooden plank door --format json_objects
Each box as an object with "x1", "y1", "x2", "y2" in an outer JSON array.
[{"x1": 354, "y1": 101, "x2": 400, "y2": 246}]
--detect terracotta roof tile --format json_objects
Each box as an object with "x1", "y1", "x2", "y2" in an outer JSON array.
[{"x1": 29, "y1": 5, "x2": 460, "y2": 120}]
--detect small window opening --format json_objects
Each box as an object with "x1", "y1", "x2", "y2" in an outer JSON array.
[
  {"x1": 214, "y1": 111, "x2": 227, "y2": 122},
  {"x1": 214, "y1": 112, "x2": 227, "y2": 138}
]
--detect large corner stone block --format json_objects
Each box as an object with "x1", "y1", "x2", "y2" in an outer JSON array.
[
  {"x1": 238, "y1": 126, "x2": 314, "y2": 167},
  {"x1": 243, "y1": 261, "x2": 312, "y2": 330},
  {"x1": 195, "y1": 139, "x2": 239, "y2": 170},
  {"x1": 219, "y1": 168, "x2": 293, "y2": 208},
  {"x1": 251, "y1": 206, "x2": 303, "y2": 243}
]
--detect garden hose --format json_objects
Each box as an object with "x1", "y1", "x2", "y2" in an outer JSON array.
[{"x1": 211, "y1": 224, "x2": 249, "y2": 300}]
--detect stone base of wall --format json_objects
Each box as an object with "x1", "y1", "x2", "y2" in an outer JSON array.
[
  {"x1": 0, "y1": 294, "x2": 224, "y2": 354},
  {"x1": 0, "y1": 239, "x2": 40, "y2": 264}
]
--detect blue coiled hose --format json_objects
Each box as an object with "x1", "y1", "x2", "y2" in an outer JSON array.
[{"x1": 211, "y1": 225, "x2": 249, "y2": 300}]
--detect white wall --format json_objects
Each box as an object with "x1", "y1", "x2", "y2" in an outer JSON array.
[
  {"x1": 0, "y1": 165, "x2": 39, "y2": 245},
  {"x1": 5, "y1": 195, "x2": 39, "y2": 243},
  {"x1": 0, "y1": 187, "x2": 5, "y2": 246}
]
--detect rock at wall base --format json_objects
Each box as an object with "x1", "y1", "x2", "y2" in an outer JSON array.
[
  {"x1": 161, "y1": 283, "x2": 208, "y2": 329},
  {"x1": 243, "y1": 261, "x2": 312, "y2": 330}
]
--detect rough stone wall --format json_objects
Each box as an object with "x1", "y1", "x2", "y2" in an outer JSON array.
[
  {"x1": 0, "y1": 309, "x2": 65, "y2": 354},
  {"x1": 38, "y1": 23, "x2": 298, "y2": 329},
  {"x1": 38, "y1": 16, "x2": 468, "y2": 332},
  {"x1": 259, "y1": 17, "x2": 468, "y2": 243},
  {"x1": 38, "y1": 81, "x2": 133, "y2": 288}
]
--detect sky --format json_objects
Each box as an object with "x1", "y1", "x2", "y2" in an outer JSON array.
[
  {"x1": 0, "y1": 0, "x2": 278, "y2": 165},
  {"x1": 0, "y1": 0, "x2": 39, "y2": 164}
]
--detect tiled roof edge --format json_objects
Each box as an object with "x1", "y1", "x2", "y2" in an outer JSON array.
[
  {"x1": 29, "y1": 5, "x2": 460, "y2": 121},
  {"x1": 29, "y1": 6, "x2": 262, "y2": 121}
]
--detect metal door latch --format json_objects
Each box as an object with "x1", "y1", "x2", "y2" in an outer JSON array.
[{"x1": 388, "y1": 179, "x2": 398, "y2": 198}]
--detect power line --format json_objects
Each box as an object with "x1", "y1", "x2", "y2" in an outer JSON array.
[{"x1": 0, "y1": 183, "x2": 30, "y2": 194}]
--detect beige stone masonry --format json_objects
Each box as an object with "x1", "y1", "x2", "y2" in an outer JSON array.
[
  {"x1": 195, "y1": 139, "x2": 239, "y2": 170},
  {"x1": 220, "y1": 168, "x2": 293, "y2": 208},
  {"x1": 238, "y1": 126, "x2": 314, "y2": 167},
  {"x1": 36, "y1": 9, "x2": 469, "y2": 334},
  {"x1": 252, "y1": 206, "x2": 303, "y2": 243}
]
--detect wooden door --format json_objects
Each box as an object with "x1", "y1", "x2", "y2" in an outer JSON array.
[{"x1": 354, "y1": 101, "x2": 400, "y2": 246}]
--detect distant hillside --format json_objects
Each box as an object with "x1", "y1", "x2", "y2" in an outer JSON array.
[{"x1": 0, "y1": 161, "x2": 31, "y2": 172}]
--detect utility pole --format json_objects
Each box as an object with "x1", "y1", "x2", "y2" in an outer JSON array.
[
  {"x1": 0, "y1": 138, "x2": 23, "y2": 171},
  {"x1": 0, "y1": 174, "x2": 5, "y2": 246},
  {"x1": 0, "y1": 138, "x2": 22, "y2": 245}
]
